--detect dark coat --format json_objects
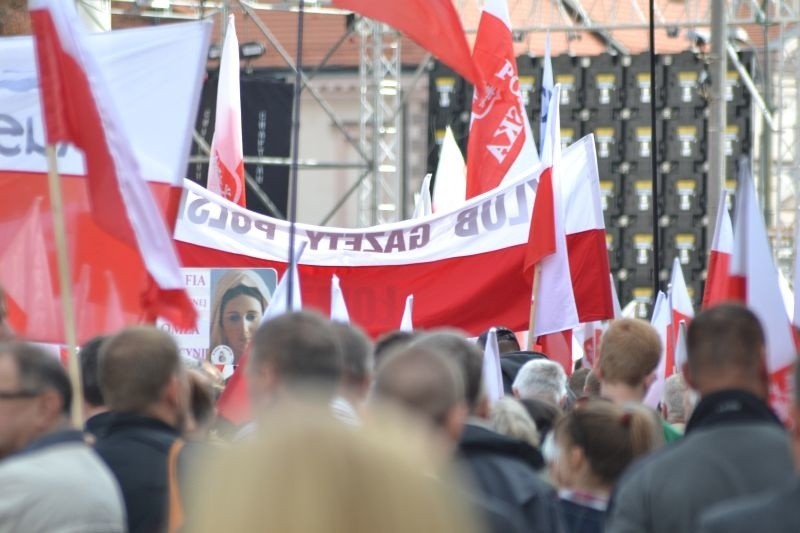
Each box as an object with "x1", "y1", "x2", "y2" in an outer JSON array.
[
  {"x1": 458, "y1": 422, "x2": 564, "y2": 533},
  {"x1": 697, "y1": 478, "x2": 800, "y2": 533},
  {"x1": 606, "y1": 390, "x2": 794, "y2": 533},
  {"x1": 94, "y1": 413, "x2": 182, "y2": 533},
  {"x1": 500, "y1": 351, "x2": 547, "y2": 394}
]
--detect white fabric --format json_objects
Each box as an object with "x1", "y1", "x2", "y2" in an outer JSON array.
[
  {"x1": 731, "y1": 161, "x2": 796, "y2": 372},
  {"x1": 330, "y1": 274, "x2": 350, "y2": 323},
  {"x1": 260, "y1": 241, "x2": 306, "y2": 323},
  {"x1": 535, "y1": 85, "x2": 579, "y2": 335},
  {"x1": 610, "y1": 273, "x2": 622, "y2": 318},
  {"x1": 432, "y1": 126, "x2": 466, "y2": 213},
  {"x1": 400, "y1": 294, "x2": 414, "y2": 332},
  {"x1": 674, "y1": 320, "x2": 689, "y2": 371},
  {"x1": 207, "y1": 14, "x2": 245, "y2": 203},
  {"x1": 644, "y1": 290, "x2": 669, "y2": 409},
  {"x1": 412, "y1": 174, "x2": 433, "y2": 218},
  {"x1": 710, "y1": 190, "x2": 734, "y2": 253},
  {"x1": 482, "y1": 328, "x2": 504, "y2": 405},
  {"x1": 482, "y1": 0, "x2": 512, "y2": 27},
  {"x1": 1, "y1": 14, "x2": 210, "y2": 185},
  {"x1": 539, "y1": 31, "x2": 553, "y2": 154}
]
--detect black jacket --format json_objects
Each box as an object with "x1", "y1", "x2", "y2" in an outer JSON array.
[
  {"x1": 500, "y1": 351, "x2": 547, "y2": 394},
  {"x1": 94, "y1": 413, "x2": 182, "y2": 533},
  {"x1": 458, "y1": 422, "x2": 564, "y2": 533}
]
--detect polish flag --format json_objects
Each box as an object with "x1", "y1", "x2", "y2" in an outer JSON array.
[
  {"x1": 701, "y1": 190, "x2": 734, "y2": 309},
  {"x1": 28, "y1": 0, "x2": 197, "y2": 331},
  {"x1": 644, "y1": 290, "x2": 670, "y2": 409},
  {"x1": 432, "y1": 126, "x2": 467, "y2": 214},
  {"x1": 674, "y1": 320, "x2": 689, "y2": 371},
  {"x1": 466, "y1": 0, "x2": 539, "y2": 198},
  {"x1": 524, "y1": 85, "x2": 613, "y2": 372},
  {"x1": 729, "y1": 159, "x2": 796, "y2": 416},
  {"x1": 208, "y1": 15, "x2": 246, "y2": 208},
  {"x1": 666, "y1": 258, "x2": 694, "y2": 376},
  {"x1": 331, "y1": 0, "x2": 481, "y2": 86},
  {"x1": 793, "y1": 221, "x2": 800, "y2": 329}
]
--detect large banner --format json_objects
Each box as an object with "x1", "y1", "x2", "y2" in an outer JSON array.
[
  {"x1": 0, "y1": 22, "x2": 210, "y2": 344},
  {"x1": 175, "y1": 135, "x2": 605, "y2": 338}
]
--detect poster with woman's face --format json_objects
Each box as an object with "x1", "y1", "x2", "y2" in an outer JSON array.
[{"x1": 159, "y1": 268, "x2": 277, "y2": 364}]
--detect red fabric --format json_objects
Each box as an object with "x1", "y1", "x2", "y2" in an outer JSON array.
[
  {"x1": 524, "y1": 167, "x2": 555, "y2": 276},
  {"x1": 466, "y1": 10, "x2": 527, "y2": 198},
  {"x1": 0, "y1": 171, "x2": 186, "y2": 343},
  {"x1": 28, "y1": 8, "x2": 196, "y2": 332},
  {"x1": 216, "y1": 349, "x2": 251, "y2": 424},
  {"x1": 537, "y1": 330, "x2": 573, "y2": 376},
  {"x1": 702, "y1": 250, "x2": 733, "y2": 309},
  {"x1": 331, "y1": 0, "x2": 480, "y2": 86},
  {"x1": 565, "y1": 229, "x2": 614, "y2": 322}
]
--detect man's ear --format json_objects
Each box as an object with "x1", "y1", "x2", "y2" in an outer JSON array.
[
  {"x1": 681, "y1": 362, "x2": 696, "y2": 390},
  {"x1": 36, "y1": 389, "x2": 64, "y2": 424},
  {"x1": 512, "y1": 386, "x2": 520, "y2": 399},
  {"x1": 443, "y1": 402, "x2": 468, "y2": 443},
  {"x1": 643, "y1": 371, "x2": 657, "y2": 392}
]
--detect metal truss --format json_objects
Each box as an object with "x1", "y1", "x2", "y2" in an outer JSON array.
[{"x1": 357, "y1": 18, "x2": 403, "y2": 226}]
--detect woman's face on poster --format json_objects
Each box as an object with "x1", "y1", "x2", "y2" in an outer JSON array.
[{"x1": 222, "y1": 293, "x2": 263, "y2": 358}]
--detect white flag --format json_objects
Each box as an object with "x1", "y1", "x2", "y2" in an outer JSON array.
[
  {"x1": 482, "y1": 328, "x2": 504, "y2": 405},
  {"x1": 400, "y1": 294, "x2": 414, "y2": 332},
  {"x1": 330, "y1": 274, "x2": 350, "y2": 323},
  {"x1": 261, "y1": 241, "x2": 307, "y2": 323},
  {"x1": 432, "y1": 126, "x2": 467, "y2": 213},
  {"x1": 412, "y1": 174, "x2": 433, "y2": 218}
]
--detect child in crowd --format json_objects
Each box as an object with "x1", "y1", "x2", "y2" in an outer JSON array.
[{"x1": 548, "y1": 400, "x2": 664, "y2": 533}]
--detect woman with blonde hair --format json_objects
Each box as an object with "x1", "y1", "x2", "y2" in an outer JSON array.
[
  {"x1": 209, "y1": 270, "x2": 271, "y2": 364},
  {"x1": 186, "y1": 406, "x2": 483, "y2": 533},
  {"x1": 549, "y1": 399, "x2": 664, "y2": 533}
]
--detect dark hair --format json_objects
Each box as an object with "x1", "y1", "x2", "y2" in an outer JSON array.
[
  {"x1": 477, "y1": 327, "x2": 520, "y2": 352},
  {"x1": 569, "y1": 367, "x2": 590, "y2": 398},
  {"x1": 583, "y1": 370, "x2": 601, "y2": 397},
  {"x1": 331, "y1": 322, "x2": 374, "y2": 385},
  {"x1": 0, "y1": 342, "x2": 72, "y2": 415},
  {"x1": 554, "y1": 400, "x2": 662, "y2": 485},
  {"x1": 251, "y1": 311, "x2": 343, "y2": 396},
  {"x1": 411, "y1": 331, "x2": 483, "y2": 412},
  {"x1": 80, "y1": 335, "x2": 107, "y2": 407},
  {"x1": 371, "y1": 346, "x2": 464, "y2": 428},
  {"x1": 99, "y1": 327, "x2": 181, "y2": 413},
  {"x1": 374, "y1": 331, "x2": 417, "y2": 369},
  {"x1": 188, "y1": 370, "x2": 215, "y2": 428},
  {"x1": 219, "y1": 285, "x2": 266, "y2": 328},
  {"x1": 520, "y1": 397, "x2": 562, "y2": 441},
  {"x1": 687, "y1": 303, "x2": 765, "y2": 376}
]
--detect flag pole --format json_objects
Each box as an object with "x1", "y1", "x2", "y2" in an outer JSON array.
[
  {"x1": 527, "y1": 263, "x2": 542, "y2": 350},
  {"x1": 44, "y1": 145, "x2": 83, "y2": 428},
  {"x1": 649, "y1": 0, "x2": 661, "y2": 302},
  {"x1": 286, "y1": 0, "x2": 305, "y2": 310}
]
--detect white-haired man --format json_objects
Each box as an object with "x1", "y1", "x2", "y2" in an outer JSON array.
[{"x1": 512, "y1": 359, "x2": 568, "y2": 408}]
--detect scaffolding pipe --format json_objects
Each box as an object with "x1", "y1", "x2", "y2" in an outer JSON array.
[{"x1": 707, "y1": 0, "x2": 726, "y2": 252}]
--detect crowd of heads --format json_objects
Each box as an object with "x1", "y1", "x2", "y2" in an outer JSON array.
[{"x1": 0, "y1": 285, "x2": 798, "y2": 533}]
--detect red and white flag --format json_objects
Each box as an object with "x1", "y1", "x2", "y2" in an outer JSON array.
[
  {"x1": 331, "y1": 0, "x2": 481, "y2": 86},
  {"x1": 466, "y1": 0, "x2": 539, "y2": 198},
  {"x1": 729, "y1": 160, "x2": 795, "y2": 416},
  {"x1": 666, "y1": 258, "x2": 694, "y2": 376},
  {"x1": 28, "y1": 0, "x2": 198, "y2": 331},
  {"x1": 208, "y1": 15, "x2": 246, "y2": 208},
  {"x1": 701, "y1": 190, "x2": 734, "y2": 309}
]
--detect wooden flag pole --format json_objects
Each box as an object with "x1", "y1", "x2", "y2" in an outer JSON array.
[
  {"x1": 527, "y1": 263, "x2": 543, "y2": 350},
  {"x1": 44, "y1": 145, "x2": 83, "y2": 428}
]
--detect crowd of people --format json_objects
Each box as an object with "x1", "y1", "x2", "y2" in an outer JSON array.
[{"x1": 0, "y1": 289, "x2": 797, "y2": 532}]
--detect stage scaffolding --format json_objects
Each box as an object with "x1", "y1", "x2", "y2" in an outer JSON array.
[{"x1": 99, "y1": 0, "x2": 800, "y2": 262}]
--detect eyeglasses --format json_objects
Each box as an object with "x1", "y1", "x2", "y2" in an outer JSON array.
[{"x1": 0, "y1": 389, "x2": 41, "y2": 400}]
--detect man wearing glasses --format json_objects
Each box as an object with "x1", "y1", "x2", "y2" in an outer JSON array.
[{"x1": 0, "y1": 342, "x2": 125, "y2": 532}]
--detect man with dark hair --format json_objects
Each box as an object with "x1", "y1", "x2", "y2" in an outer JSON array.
[
  {"x1": 607, "y1": 304, "x2": 794, "y2": 533},
  {"x1": 411, "y1": 331, "x2": 563, "y2": 533},
  {"x1": 477, "y1": 327, "x2": 521, "y2": 354},
  {"x1": 698, "y1": 359, "x2": 800, "y2": 532},
  {"x1": 370, "y1": 345, "x2": 466, "y2": 443},
  {"x1": 0, "y1": 342, "x2": 124, "y2": 531},
  {"x1": 94, "y1": 326, "x2": 189, "y2": 533},
  {"x1": 373, "y1": 329, "x2": 416, "y2": 368},
  {"x1": 80, "y1": 335, "x2": 110, "y2": 439},
  {"x1": 247, "y1": 311, "x2": 344, "y2": 412},
  {"x1": 330, "y1": 322, "x2": 374, "y2": 425}
]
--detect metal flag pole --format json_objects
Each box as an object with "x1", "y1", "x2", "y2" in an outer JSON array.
[
  {"x1": 648, "y1": 0, "x2": 662, "y2": 304},
  {"x1": 286, "y1": 0, "x2": 305, "y2": 310}
]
